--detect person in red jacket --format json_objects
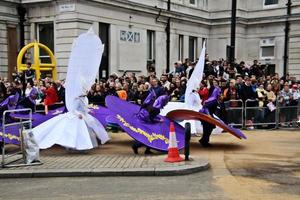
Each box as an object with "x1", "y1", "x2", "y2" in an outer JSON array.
[
  {"x1": 198, "y1": 80, "x2": 209, "y2": 104},
  {"x1": 43, "y1": 82, "x2": 58, "y2": 114}
]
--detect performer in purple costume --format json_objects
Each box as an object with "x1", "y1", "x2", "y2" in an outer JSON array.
[
  {"x1": 137, "y1": 90, "x2": 169, "y2": 123},
  {"x1": 198, "y1": 85, "x2": 221, "y2": 147},
  {"x1": 132, "y1": 91, "x2": 170, "y2": 154},
  {"x1": 0, "y1": 93, "x2": 20, "y2": 151},
  {"x1": 17, "y1": 87, "x2": 38, "y2": 112},
  {"x1": 0, "y1": 93, "x2": 20, "y2": 120}
]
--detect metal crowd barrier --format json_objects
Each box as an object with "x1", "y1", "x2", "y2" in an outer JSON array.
[
  {"x1": 224, "y1": 99, "x2": 300, "y2": 129},
  {"x1": 244, "y1": 99, "x2": 277, "y2": 128},
  {"x1": 1, "y1": 108, "x2": 42, "y2": 168},
  {"x1": 224, "y1": 99, "x2": 244, "y2": 127},
  {"x1": 277, "y1": 103, "x2": 299, "y2": 127},
  {"x1": 35, "y1": 102, "x2": 64, "y2": 113}
]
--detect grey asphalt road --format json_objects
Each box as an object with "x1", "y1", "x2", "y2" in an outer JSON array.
[
  {"x1": 0, "y1": 170, "x2": 222, "y2": 200},
  {"x1": 1, "y1": 130, "x2": 300, "y2": 200}
]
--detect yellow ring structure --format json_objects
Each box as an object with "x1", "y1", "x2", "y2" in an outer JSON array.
[{"x1": 17, "y1": 42, "x2": 57, "y2": 80}]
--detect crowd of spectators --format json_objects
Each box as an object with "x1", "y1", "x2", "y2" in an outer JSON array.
[{"x1": 1, "y1": 56, "x2": 300, "y2": 128}]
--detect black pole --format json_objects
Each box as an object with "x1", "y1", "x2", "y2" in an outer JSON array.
[
  {"x1": 283, "y1": 0, "x2": 291, "y2": 77},
  {"x1": 184, "y1": 122, "x2": 191, "y2": 161},
  {"x1": 167, "y1": 0, "x2": 171, "y2": 10},
  {"x1": 166, "y1": 0, "x2": 171, "y2": 73},
  {"x1": 230, "y1": 0, "x2": 237, "y2": 64},
  {"x1": 17, "y1": 4, "x2": 26, "y2": 49}
]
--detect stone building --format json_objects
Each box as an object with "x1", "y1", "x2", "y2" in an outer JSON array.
[{"x1": 0, "y1": 0, "x2": 299, "y2": 79}]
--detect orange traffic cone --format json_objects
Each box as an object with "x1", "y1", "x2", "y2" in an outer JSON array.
[{"x1": 164, "y1": 122, "x2": 184, "y2": 163}]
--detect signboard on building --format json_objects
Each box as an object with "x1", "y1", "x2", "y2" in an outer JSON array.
[
  {"x1": 120, "y1": 30, "x2": 140, "y2": 43},
  {"x1": 59, "y1": 4, "x2": 76, "y2": 12}
]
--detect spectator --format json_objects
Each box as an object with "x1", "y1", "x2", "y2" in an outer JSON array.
[
  {"x1": 279, "y1": 83, "x2": 293, "y2": 126},
  {"x1": 149, "y1": 78, "x2": 165, "y2": 97},
  {"x1": 116, "y1": 83, "x2": 127, "y2": 100},
  {"x1": 198, "y1": 80, "x2": 209, "y2": 104},
  {"x1": 160, "y1": 74, "x2": 170, "y2": 90},
  {"x1": 88, "y1": 83, "x2": 105, "y2": 105},
  {"x1": 127, "y1": 83, "x2": 139, "y2": 102},
  {"x1": 240, "y1": 77, "x2": 257, "y2": 129},
  {"x1": 43, "y1": 82, "x2": 58, "y2": 114},
  {"x1": 24, "y1": 61, "x2": 35, "y2": 85},
  {"x1": 56, "y1": 80, "x2": 65, "y2": 103},
  {"x1": 250, "y1": 60, "x2": 262, "y2": 78},
  {"x1": 24, "y1": 82, "x2": 34, "y2": 98}
]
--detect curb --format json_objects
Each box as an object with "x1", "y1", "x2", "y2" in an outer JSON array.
[{"x1": 0, "y1": 160, "x2": 209, "y2": 178}]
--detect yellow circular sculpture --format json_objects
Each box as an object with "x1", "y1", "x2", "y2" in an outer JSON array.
[{"x1": 17, "y1": 41, "x2": 57, "y2": 80}]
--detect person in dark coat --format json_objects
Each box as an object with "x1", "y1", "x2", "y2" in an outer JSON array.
[
  {"x1": 132, "y1": 92, "x2": 169, "y2": 154},
  {"x1": 24, "y1": 62, "x2": 35, "y2": 85},
  {"x1": 198, "y1": 85, "x2": 221, "y2": 147},
  {"x1": 56, "y1": 80, "x2": 65, "y2": 104}
]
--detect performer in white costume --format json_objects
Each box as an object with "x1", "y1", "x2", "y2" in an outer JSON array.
[
  {"x1": 161, "y1": 42, "x2": 223, "y2": 134},
  {"x1": 32, "y1": 28, "x2": 110, "y2": 150}
]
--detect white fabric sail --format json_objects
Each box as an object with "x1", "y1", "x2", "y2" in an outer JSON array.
[
  {"x1": 32, "y1": 28, "x2": 110, "y2": 150},
  {"x1": 161, "y1": 41, "x2": 222, "y2": 134},
  {"x1": 184, "y1": 41, "x2": 205, "y2": 108},
  {"x1": 65, "y1": 28, "x2": 104, "y2": 112}
]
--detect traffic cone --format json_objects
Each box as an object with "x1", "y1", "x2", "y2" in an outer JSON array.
[{"x1": 164, "y1": 122, "x2": 184, "y2": 163}]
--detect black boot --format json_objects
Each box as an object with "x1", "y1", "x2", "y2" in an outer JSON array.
[
  {"x1": 144, "y1": 147, "x2": 153, "y2": 155},
  {"x1": 199, "y1": 139, "x2": 212, "y2": 148},
  {"x1": 132, "y1": 144, "x2": 138, "y2": 154}
]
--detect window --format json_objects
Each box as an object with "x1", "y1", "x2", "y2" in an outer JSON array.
[
  {"x1": 37, "y1": 23, "x2": 54, "y2": 63},
  {"x1": 190, "y1": 0, "x2": 196, "y2": 5},
  {"x1": 264, "y1": 0, "x2": 278, "y2": 6},
  {"x1": 260, "y1": 38, "x2": 275, "y2": 59},
  {"x1": 261, "y1": 46, "x2": 275, "y2": 57},
  {"x1": 178, "y1": 35, "x2": 183, "y2": 61},
  {"x1": 189, "y1": 36, "x2": 197, "y2": 61},
  {"x1": 147, "y1": 30, "x2": 155, "y2": 61}
]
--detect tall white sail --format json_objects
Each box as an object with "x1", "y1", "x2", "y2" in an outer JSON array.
[{"x1": 184, "y1": 41, "x2": 206, "y2": 108}]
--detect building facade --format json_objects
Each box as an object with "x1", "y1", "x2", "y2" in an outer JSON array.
[{"x1": 0, "y1": 0, "x2": 300, "y2": 79}]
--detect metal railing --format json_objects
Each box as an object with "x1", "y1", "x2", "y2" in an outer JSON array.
[
  {"x1": 223, "y1": 99, "x2": 300, "y2": 129},
  {"x1": 1, "y1": 108, "x2": 42, "y2": 168},
  {"x1": 224, "y1": 99, "x2": 244, "y2": 127}
]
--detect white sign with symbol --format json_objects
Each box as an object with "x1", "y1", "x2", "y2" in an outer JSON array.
[{"x1": 59, "y1": 4, "x2": 75, "y2": 12}]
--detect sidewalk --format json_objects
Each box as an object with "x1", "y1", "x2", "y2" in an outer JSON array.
[
  {"x1": 0, "y1": 154, "x2": 209, "y2": 178},
  {"x1": 0, "y1": 132, "x2": 210, "y2": 178}
]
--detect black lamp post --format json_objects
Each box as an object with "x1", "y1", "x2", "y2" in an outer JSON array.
[
  {"x1": 166, "y1": 0, "x2": 171, "y2": 73},
  {"x1": 229, "y1": 0, "x2": 237, "y2": 65},
  {"x1": 283, "y1": 0, "x2": 291, "y2": 77}
]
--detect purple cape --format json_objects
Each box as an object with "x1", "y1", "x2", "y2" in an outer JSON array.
[
  {"x1": 1, "y1": 105, "x2": 111, "y2": 146},
  {"x1": 105, "y1": 95, "x2": 185, "y2": 151}
]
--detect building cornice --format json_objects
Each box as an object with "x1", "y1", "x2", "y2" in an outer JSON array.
[{"x1": 15, "y1": 0, "x2": 300, "y2": 27}]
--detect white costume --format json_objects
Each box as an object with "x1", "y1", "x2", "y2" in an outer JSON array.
[
  {"x1": 32, "y1": 28, "x2": 110, "y2": 150},
  {"x1": 161, "y1": 41, "x2": 222, "y2": 134}
]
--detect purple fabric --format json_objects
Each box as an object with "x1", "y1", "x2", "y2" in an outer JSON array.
[
  {"x1": 0, "y1": 93, "x2": 19, "y2": 110},
  {"x1": 105, "y1": 95, "x2": 185, "y2": 151},
  {"x1": 137, "y1": 95, "x2": 170, "y2": 123},
  {"x1": 11, "y1": 105, "x2": 110, "y2": 128},
  {"x1": 143, "y1": 90, "x2": 156, "y2": 106},
  {"x1": 212, "y1": 114, "x2": 247, "y2": 139},
  {"x1": 136, "y1": 108, "x2": 159, "y2": 123},
  {"x1": 205, "y1": 87, "x2": 221, "y2": 104},
  {"x1": 105, "y1": 115, "x2": 119, "y2": 126},
  {"x1": 1, "y1": 105, "x2": 111, "y2": 146},
  {"x1": 89, "y1": 105, "x2": 111, "y2": 127},
  {"x1": 28, "y1": 87, "x2": 38, "y2": 104},
  {"x1": 10, "y1": 106, "x2": 65, "y2": 127},
  {"x1": 0, "y1": 125, "x2": 22, "y2": 145},
  {"x1": 152, "y1": 95, "x2": 169, "y2": 109}
]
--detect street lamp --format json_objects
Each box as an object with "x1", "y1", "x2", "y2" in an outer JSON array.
[
  {"x1": 229, "y1": 0, "x2": 237, "y2": 65},
  {"x1": 283, "y1": 0, "x2": 291, "y2": 77}
]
